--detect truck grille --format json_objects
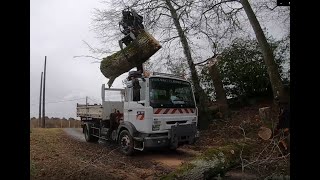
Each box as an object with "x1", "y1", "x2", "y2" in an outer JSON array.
[
  {"x1": 148, "y1": 132, "x2": 168, "y2": 137},
  {"x1": 166, "y1": 120, "x2": 187, "y2": 125}
]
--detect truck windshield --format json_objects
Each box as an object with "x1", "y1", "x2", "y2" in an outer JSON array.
[{"x1": 149, "y1": 77, "x2": 196, "y2": 108}]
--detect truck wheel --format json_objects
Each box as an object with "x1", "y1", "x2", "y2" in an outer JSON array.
[
  {"x1": 169, "y1": 136, "x2": 178, "y2": 151},
  {"x1": 119, "y1": 130, "x2": 134, "y2": 156},
  {"x1": 169, "y1": 146, "x2": 177, "y2": 152},
  {"x1": 84, "y1": 127, "x2": 99, "y2": 143}
]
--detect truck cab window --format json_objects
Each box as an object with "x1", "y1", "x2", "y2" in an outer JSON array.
[{"x1": 149, "y1": 77, "x2": 195, "y2": 108}]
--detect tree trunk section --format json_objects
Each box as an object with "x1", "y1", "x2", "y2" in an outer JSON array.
[
  {"x1": 259, "y1": 107, "x2": 271, "y2": 124},
  {"x1": 208, "y1": 60, "x2": 229, "y2": 117},
  {"x1": 100, "y1": 30, "x2": 161, "y2": 87},
  {"x1": 258, "y1": 107, "x2": 274, "y2": 135},
  {"x1": 240, "y1": 0, "x2": 285, "y2": 101},
  {"x1": 161, "y1": 144, "x2": 248, "y2": 180},
  {"x1": 258, "y1": 126, "x2": 272, "y2": 140},
  {"x1": 164, "y1": 0, "x2": 210, "y2": 129}
]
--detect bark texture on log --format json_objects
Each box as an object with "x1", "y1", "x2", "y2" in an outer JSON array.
[
  {"x1": 161, "y1": 144, "x2": 248, "y2": 180},
  {"x1": 100, "y1": 30, "x2": 161, "y2": 87},
  {"x1": 259, "y1": 107, "x2": 271, "y2": 124}
]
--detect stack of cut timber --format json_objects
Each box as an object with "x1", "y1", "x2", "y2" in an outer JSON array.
[{"x1": 100, "y1": 30, "x2": 162, "y2": 87}]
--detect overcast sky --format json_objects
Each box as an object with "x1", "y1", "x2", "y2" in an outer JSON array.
[
  {"x1": 30, "y1": 0, "x2": 128, "y2": 119},
  {"x1": 30, "y1": 0, "x2": 289, "y2": 119}
]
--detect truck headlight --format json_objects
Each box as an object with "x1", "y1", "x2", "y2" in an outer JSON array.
[
  {"x1": 153, "y1": 120, "x2": 161, "y2": 125},
  {"x1": 152, "y1": 125, "x2": 160, "y2": 131}
]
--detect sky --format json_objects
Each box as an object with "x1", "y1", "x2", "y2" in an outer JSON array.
[
  {"x1": 30, "y1": 0, "x2": 289, "y2": 119},
  {"x1": 30, "y1": 0, "x2": 128, "y2": 119}
]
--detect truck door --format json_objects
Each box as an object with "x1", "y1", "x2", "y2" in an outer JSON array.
[{"x1": 127, "y1": 79, "x2": 146, "y2": 132}]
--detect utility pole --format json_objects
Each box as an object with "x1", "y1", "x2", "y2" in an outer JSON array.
[
  {"x1": 38, "y1": 72, "x2": 43, "y2": 128},
  {"x1": 42, "y1": 56, "x2": 47, "y2": 128}
]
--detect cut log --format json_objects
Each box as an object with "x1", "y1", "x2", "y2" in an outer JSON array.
[
  {"x1": 100, "y1": 30, "x2": 162, "y2": 87},
  {"x1": 161, "y1": 144, "x2": 249, "y2": 180},
  {"x1": 259, "y1": 107, "x2": 271, "y2": 124},
  {"x1": 258, "y1": 127, "x2": 272, "y2": 140}
]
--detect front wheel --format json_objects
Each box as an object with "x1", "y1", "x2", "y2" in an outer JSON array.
[{"x1": 119, "y1": 130, "x2": 134, "y2": 156}]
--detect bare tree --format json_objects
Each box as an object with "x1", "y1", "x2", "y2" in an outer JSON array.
[
  {"x1": 197, "y1": 0, "x2": 289, "y2": 102},
  {"x1": 207, "y1": 56, "x2": 229, "y2": 116},
  {"x1": 161, "y1": 0, "x2": 212, "y2": 128},
  {"x1": 240, "y1": 0, "x2": 286, "y2": 101},
  {"x1": 92, "y1": 0, "x2": 216, "y2": 128},
  {"x1": 89, "y1": 0, "x2": 289, "y2": 127}
]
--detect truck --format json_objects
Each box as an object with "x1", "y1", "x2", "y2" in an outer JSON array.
[{"x1": 77, "y1": 71, "x2": 199, "y2": 155}]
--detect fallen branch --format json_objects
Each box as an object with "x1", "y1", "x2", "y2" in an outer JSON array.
[{"x1": 161, "y1": 144, "x2": 248, "y2": 180}]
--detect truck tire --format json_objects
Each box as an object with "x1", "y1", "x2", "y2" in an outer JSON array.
[
  {"x1": 84, "y1": 126, "x2": 99, "y2": 143},
  {"x1": 119, "y1": 130, "x2": 134, "y2": 156},
  {"x1": 169, "y1": 136, "x2": 178, "y2": 151},
  {"x1": 169, "y1": 146, "x2": 177, "y2": 151}
]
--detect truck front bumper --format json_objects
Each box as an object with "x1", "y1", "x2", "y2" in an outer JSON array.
[
  {"x1": 142, "y1": 123, "x2": 198, "y2": 149},
  {"x1": 144, "y1": 136, "x2": 170, "y2": 148}
]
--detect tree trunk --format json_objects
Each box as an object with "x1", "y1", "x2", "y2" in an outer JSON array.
[
  {"x1": 164, "y1": 0, "x2": 210, "y2": 129},
  {"x1": 240, "y1": 0, "x2": 285, "y2": 101},
  {"x1": 161, "y1": 144, "x2": 248, "y2": 179},
  {"x1": 258, "y1": 107, "x2": 275, "y2": 135},
  {"x1": 208, "y1": 59, "x2": 229, "y2": 117},
  {"x1": 100, "y1": 30, "x2": 161, "y2": 87}
]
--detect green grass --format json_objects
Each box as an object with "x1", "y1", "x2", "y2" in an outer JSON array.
[{"x1": 30, "y1": 160, "x2": 36, "y2": 178}]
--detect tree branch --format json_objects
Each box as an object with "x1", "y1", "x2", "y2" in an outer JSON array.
[
  {"x1": 73, "y1": 55, "x2": 102, "y2": 61},
  {"x1": 202, "y1": 0, "x2": 240, "y2": 15},
  {"x1": 194, "y1": 54, "x2": 218, "y2": 66},
  {"x1": 170, "y1": 0, "x2": 184, "y2": 11}
]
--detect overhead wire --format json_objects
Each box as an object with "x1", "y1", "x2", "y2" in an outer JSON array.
[{"x1": 30, "y1": 97, "x2": 86, "y2": 106}]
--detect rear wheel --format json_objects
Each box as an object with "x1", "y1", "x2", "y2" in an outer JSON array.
[
  {"x1": 84, "y1": 126, "x2": 99, "y2": 143},
  {"x1": 119, "y1": 130, "x2": 134, "y2": 156}
]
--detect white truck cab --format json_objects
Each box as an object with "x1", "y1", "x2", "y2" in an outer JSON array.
[{"x1": 78, "y1": 71, "x2": 199, "y2": 155}]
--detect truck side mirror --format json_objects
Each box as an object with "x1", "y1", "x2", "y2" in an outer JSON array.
[
  {"x1": 132, "y1": 79, "x2": 141, "y2": 89},
  {"x1": 138, "y1": 100, "x2": 145, "y2": 106},
  {"x1": 132, "y1": 79, "x2": 141, "y2": 101}
]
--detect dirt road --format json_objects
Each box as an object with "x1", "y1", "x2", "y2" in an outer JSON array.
[
  {"x1": 63, "y1": 128, "x2": 85, "y2": 142},
  {"x1": 63, "y1": 128, "x2": 199, "y2": 168},
  {"x1": 30, "y1": 128, "x2": 198, "y2": 180}
]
